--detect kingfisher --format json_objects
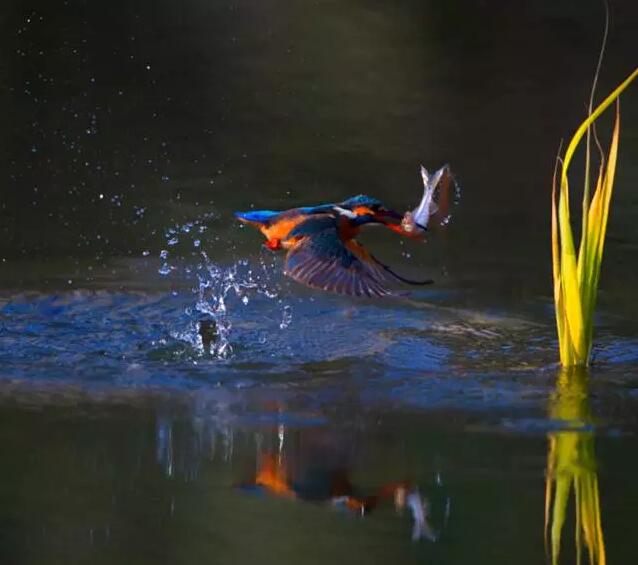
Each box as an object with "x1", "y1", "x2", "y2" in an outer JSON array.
[{"x1": 235, "y1": 195, "x2": 430, "y2": 297}]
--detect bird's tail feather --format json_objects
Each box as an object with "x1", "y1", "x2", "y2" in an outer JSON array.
[{"x1": 234, "y1": 210, "x2": 279, "y2": 224}]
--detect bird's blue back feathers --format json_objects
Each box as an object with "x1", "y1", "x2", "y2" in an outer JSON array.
[
  {"x1": 235, "y1": 204, "x2": 335, "y2": 225},
  {"x1": 236, "y1": 197, "x2": 385, "y2": 227},
  {"x1": 339, "y1": 195, "x2": 384, "y2": 210}
]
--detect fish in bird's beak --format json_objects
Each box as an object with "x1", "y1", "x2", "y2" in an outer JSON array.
[{"x1": 401, "y1": 164, "x2": 451, "y2": 236}]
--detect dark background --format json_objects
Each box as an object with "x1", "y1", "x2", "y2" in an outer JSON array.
[
  {"x1": 1, "y1": 4, "x2": 637, "y2": 564},
  {"x1": 1, "y1": 0, "x2": 637, "y2": 301}
]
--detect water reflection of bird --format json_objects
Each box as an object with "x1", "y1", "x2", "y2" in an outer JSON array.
[
  {"x1": 238, "y1": 453, "x2": 437, "y2": 541},
  {"x1": 235, "y1": 195, "x2": 431, "y2": 297}
]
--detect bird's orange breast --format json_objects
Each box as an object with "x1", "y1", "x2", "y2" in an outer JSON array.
[
  {"x1": 337, "y1": 216, "x2": 361, "y2": 242},
  {"x1": 262, "y1": 214, "x2": 308, "y2": 242},
  {"x1": 345, "y1": 239, "x2": 372, "y2": 263}
]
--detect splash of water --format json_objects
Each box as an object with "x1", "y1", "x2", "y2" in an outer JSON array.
[
  {"x1": 157, "y1": 215, "x2": 290, "y2": 359},
  {"x1": 279, "y1": 303, "x2": 293, "y2": 330}
]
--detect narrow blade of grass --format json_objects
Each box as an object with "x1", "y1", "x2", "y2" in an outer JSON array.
[{"x1": 552, "y1": 67, "x2": 636, "y2": 366}]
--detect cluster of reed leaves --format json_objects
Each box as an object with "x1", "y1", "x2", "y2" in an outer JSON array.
[
  {"x1": 544, "y1": 368, "x2": 605, "y2": 565},
  {"x1": 551, "y1": 67, "x2": 638, "y2": 367}
]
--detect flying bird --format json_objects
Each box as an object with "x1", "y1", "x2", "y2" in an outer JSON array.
[{"x1": 235, "y1": 196, "x2": 431, "y2": 297}]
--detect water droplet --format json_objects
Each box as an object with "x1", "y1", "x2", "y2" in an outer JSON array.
[
  {"x1": 142, "y1": 250, "x2": 150, "y2": 256},
  {"x1": 167, "y1": 237, "x2": 178, "y2": 246},
  {"x1": 279, "y1": 305, "x2": 292, "y2": 329},
  {"x1": 160, "y1": 249, "x2": 169, "y2": 259},
  {"x1": 158, "y1": 263, "x2": 171, "y2": 276}
]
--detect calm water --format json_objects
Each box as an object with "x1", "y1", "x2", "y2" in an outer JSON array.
[{"x1": 1, "y1": 1, "x2": 638, "y2": 563}]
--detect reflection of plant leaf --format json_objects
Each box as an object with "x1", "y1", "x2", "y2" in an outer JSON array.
[
  {"x1": 550, "y1": 471, "x2": 571, "y2": 565},
  {"x1": 545, "y1": 368, "x2": 606, "y2": 565}
]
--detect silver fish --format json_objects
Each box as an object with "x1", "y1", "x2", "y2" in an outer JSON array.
[{"x1": 401, "y1": 164, "x2": 450, "y2": 234}]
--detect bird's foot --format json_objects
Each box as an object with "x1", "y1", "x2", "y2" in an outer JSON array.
[{"x1": 263, "y1": 238, "x2": 282, "y2": 251}]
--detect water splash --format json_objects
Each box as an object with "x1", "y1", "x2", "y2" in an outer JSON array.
[
  {"x1": 157, "y1": 215, "x2": 291, "y2": 360},
  {"x1": 279, "y1": 303, "x2": 293, "y2": 330}
]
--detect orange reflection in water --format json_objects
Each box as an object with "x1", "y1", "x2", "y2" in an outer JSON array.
[{"x1": 237, "y1": 426, "x2": 440, "y2": 541}]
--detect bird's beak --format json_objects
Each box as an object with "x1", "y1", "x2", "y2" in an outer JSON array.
[
  {"x1": 385, "y1": 222, "x2": 426, "y2": 239},
  {"x1": 375, "y1": 209, "x2": 403, "y2": 223},
  {"x1": 375, "y1": 209, "x2": 428, "y2": 239}
]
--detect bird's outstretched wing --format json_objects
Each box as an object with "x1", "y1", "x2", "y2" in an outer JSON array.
[
  {"x1": 283, "y1": 216, "x2": 430, "y2": 297},
  {"x1": 345, "y1": 240, "x2": 433, "y2": 287}
]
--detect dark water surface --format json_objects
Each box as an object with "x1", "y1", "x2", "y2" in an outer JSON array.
[{"x1": 1, "y1": 1, "x2": 638, "y2": 563}]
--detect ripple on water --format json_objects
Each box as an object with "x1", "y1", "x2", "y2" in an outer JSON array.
[{"x1": 1, "y1": 254, "x2": 637, "y2": 416}]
